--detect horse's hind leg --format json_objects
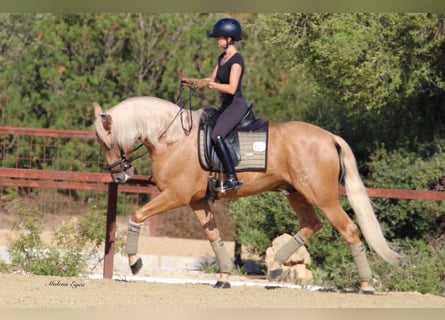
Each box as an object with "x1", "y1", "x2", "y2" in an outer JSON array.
[
  {"x1": 318, "y1": 202, "x2": 374, "y2": 294},
  {"x1": 269, "y1": 191, "x2": 374, "y2": 293},
  {"x1": 268, "y1": 192, "x2": 322, "y2": 280},
  {"x1": 190, "y1": 199, "x2": 234, "y2": 289}
]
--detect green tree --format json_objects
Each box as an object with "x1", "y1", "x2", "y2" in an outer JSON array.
[
  {"x1": 268, "y1": 13, "x2": 445, "y2": 110},
  {"x1": 266, "y1": 13, "x2": 445, "y2": 159}
]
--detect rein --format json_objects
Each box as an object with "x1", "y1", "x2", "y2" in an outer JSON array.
[
  {"x1": 176, "y1": 83, "x2": 194, "y2": 135},
  {"x1": 157, "y1": 83, "x2": 195, "y2": 139}
]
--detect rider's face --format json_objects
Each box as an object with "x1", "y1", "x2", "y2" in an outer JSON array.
[{"x1": 215, "y1": 36, "x2": 231, "y2": 49}]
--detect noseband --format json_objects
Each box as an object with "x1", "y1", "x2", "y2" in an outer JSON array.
[{"x1": 105, "y1": 143, "x2": 147, "y2": 173}]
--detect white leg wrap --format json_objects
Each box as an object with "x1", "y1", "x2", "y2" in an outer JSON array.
[
  {"x1": 350, "y1": 242, "x2": 372, "y2": 281},
  {"x1": 126, "y1": 219, "x2": 143, "y2": 255},
  {"x1": 210, "y1": 238, "x2": 234, "y2": 273},
  {"x1": 275, "y1": 230, "x2": 308, "y2": 264}
]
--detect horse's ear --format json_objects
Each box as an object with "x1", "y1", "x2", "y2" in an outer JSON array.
[{"x1": 93, "y1": 102, "x2": 103, "y2": 117}]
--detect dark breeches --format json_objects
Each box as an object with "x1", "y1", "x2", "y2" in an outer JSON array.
[{"x1": 211, "y1": 96, "x2": 248, "y2": 142}]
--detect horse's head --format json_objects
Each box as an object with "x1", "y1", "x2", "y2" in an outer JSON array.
[{"x1": 94, "y1": 102, "x2": 135, "y2": 183}]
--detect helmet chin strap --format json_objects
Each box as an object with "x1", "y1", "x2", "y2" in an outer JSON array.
[{"x1": 223, "y1": 37, "x2": 233, "y2": 49}]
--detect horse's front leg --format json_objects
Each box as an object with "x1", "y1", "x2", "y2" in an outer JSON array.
[
  {"x1": 190, "y1": 200, "x2": 234, "y2": 288},
  {"x1": 126, "y1": 190, "x2": 184, "y2": 275}
]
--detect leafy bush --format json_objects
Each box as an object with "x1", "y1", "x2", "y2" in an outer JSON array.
[
  {"x1": 370, "y1": 239, "x2": 445, "y2": 295},
  {"x1": 311, "y1": 239, "x2": 445, "y2": 295},
  {"x1": 7, "y1": 201, "x2": 111, "y2": 276},
  {"x1": 8, "y1": 205, "x2": 84, "y2": 276},
  {"x1": 0, "y1": 259, "x2": 11, "y2": 273},
  {"x1": 367, "y1": 149, "x2": 445, "y2": 240},
  {"x1": 228, "y1": 192, "x2": 300, "y2": 256}
]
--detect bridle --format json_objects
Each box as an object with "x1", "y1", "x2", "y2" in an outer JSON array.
[
  {"x1": 104, "y1": 142, "x2": 147, "y2": 173},
  {"x1": 104, "y1": 83, "x2": 195, "y2": 175}
]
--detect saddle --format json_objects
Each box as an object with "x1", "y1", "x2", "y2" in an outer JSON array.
[
  {"x1": 198, "y1": 103, "x2": 268, "y2": 173},
  {"x1": 198, "y1": 104, "x2": 269, "y2": 201}
]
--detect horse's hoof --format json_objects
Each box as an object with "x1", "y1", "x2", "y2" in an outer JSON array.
[
  {"x1": 267, "y1": 268, "x2": 283, "y2": 280},
  {"x1": 130, "y1": 257, "x2": 143, "y2": 275},
  {"x1": 213, "y1": 281, "x2": 231, "y2": 289},
  {"x1": 359, "y1": 284, "x2": 375, "y2": 295}
]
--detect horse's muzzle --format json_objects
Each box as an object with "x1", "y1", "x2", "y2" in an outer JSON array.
[{"x1": 111, "y1": 166, "x2": 135, "y2": 183}]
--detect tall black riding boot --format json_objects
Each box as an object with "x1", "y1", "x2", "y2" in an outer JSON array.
[{"x1": 214, "y1": 136, "x2": 242, "y2": 193}]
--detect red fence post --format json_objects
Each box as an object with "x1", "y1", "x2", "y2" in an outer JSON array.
[{"x1": 103, "y1": 182, "x2": 118, "y2": 279}]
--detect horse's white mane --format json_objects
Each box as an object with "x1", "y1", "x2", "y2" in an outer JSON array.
[{"x1": 95, "y1": 96, "x2": 201, "y2": 148}]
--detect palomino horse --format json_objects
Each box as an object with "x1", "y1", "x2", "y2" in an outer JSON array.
[{"x1": 93, "y1": 96, "x2": 399, "y2": 293}]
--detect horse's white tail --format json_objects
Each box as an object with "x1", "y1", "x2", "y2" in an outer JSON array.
[{"x1": 333, "y1": 135, "x2": 400, "y2": 265}]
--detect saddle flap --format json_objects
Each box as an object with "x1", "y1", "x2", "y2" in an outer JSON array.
[
  {"x1": 205, "y1": 125, "x2": 240, "y2": 171},
  {"x1": 198, "y1": 106, "x2": 268, "y2": 173}
]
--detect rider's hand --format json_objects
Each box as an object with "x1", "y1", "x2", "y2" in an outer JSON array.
[
  {"x1": 194, "y1": 79, "x2": 210, "y2": 89},
  {"x1": 180, "y1": 77, "x2": 209, "y2": 89},
  {"x1": 180, "y1": 77, "x2": 197, "y2": 87}
]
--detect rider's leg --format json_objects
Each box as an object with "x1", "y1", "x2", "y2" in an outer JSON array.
[{"x1": 213, "y1": 135, "x2": 242, "y2": 192}]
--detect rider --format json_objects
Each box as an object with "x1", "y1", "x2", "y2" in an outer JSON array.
[{"x1": 181, "y1": 17, "x2": 248, "y2": 193}]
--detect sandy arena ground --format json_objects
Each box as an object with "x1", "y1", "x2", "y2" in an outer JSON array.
[{"x1": 1, "y1": 214, "x2": 445, "y2": 310}]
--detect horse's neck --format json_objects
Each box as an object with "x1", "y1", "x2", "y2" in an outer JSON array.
[{"x1": 117, "y1": 101, "x2": 200, "y2": 148}]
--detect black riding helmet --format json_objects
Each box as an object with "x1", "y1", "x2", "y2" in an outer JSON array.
[{"x1": 208, "y1": 18, "x2": 242, "y2": 41}]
